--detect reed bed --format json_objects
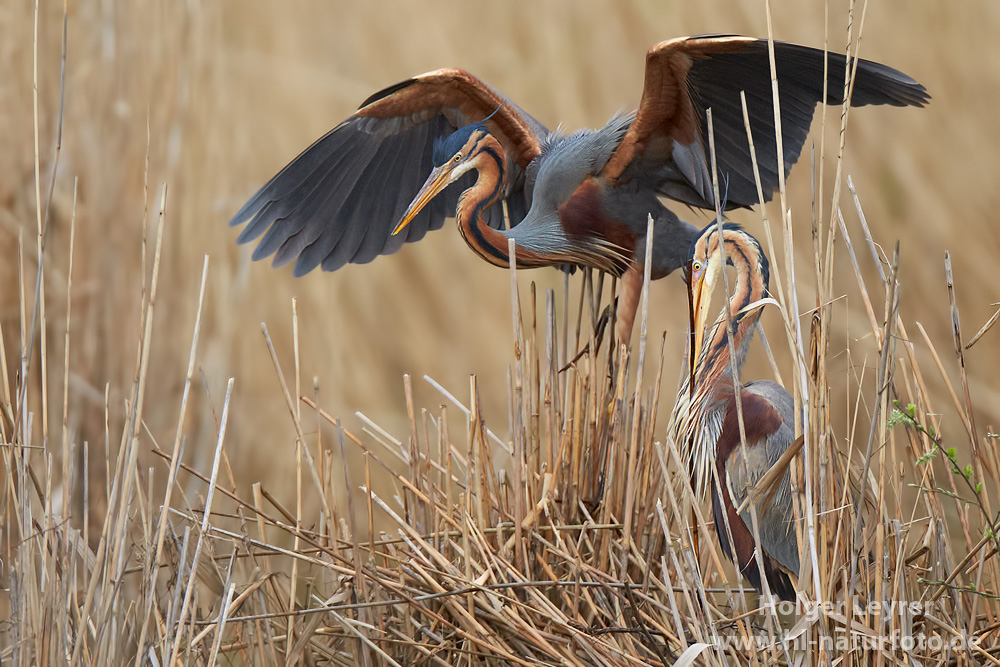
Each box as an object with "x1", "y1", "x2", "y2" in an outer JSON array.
[
  {"x1": 4, "y1": 2, "x2": 1000, "y2": 666},
  {"x1": 4, "y1": 170, "x2": 1000, "y2": 665}
]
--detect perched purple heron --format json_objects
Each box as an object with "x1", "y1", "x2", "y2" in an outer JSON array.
[
  {"x1": 677, "y1": 223, "x2": 797, "y2": 600},
  {"x1": 230, "y1": 35, "x2": 927, "y2": 342}
]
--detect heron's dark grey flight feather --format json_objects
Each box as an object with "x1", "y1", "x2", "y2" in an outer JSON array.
[{"x1": 232, "y1": 112, "x2": 515, "y2": 276}]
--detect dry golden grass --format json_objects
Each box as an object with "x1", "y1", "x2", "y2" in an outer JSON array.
[{"x1": 3, "y1": 0, "x2": 1000, "y2": 664}]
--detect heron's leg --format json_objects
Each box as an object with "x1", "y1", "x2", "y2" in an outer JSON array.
[
  {"x1": 615, "y1": 263, "x2": 643, "y2": 345},
  {"x1": 692, "y1": 505, "x2": 701, "y2": 562}
]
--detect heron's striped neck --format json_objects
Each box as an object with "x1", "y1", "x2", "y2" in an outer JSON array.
[
  {"x1": 455, "y1": 133, "x2": 549, "y2": 269},
  {"x1": 673, "y1": 231, "x2": 769, "y2": 500}
]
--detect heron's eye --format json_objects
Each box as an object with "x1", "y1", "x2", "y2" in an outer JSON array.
[
  {"x1": 692, "y1": 260, "x2": 702, "y2": 273},
  {"x1": 453, "y1": 153, "x2": 462, "y2": 163}
]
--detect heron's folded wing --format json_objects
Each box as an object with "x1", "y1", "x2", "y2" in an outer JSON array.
[
  {"x1": 728, "y1": 380, "x2": 801, "y2": 577},
  {"x1": 230, "y1": 68, "x2": 548, "y2": 276}
]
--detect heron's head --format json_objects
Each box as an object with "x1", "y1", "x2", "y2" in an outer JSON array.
[
  {"x1": 687, "y1": 223, "x2": 769, "y2": 367},
  {"x1": 393, "y1": 121, "x2": 497, "y2": 235}
]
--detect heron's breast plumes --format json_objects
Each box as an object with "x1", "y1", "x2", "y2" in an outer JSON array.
[{"x1": 667, "y1": 379, "x2": 726, "y2": 500}]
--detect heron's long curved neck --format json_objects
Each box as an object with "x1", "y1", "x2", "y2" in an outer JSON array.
[
  {"x1": 456, "y1": 134, "x2": 549, "y2": 269},
  {"x1": 696, "y1": 246, "x2": 767, "y2": 402}
]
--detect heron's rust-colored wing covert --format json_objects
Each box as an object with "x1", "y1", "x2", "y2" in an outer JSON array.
[
  {"x1": 230, "y1": 69, "x2": 548, "y2": 277},
  {"x1": 357, "y1": 68, "x2": 547, "y2": 170}
]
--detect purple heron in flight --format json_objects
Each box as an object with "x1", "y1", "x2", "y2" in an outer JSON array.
[{"x1": 230, "y1": 35, "x2": 926, "y2": 342}]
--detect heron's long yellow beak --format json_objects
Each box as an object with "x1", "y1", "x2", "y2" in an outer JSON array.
[
  {"x1": 393, "y1": 164, "x2": 454, "y2": 236},
  {"x1": 690, "y1": 253, "x2": 724, "y2": 365}
]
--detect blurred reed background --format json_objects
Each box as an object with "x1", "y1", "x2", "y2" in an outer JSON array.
[{"x1": 1, "y1": 0, "x2": 998, "y2": 594}]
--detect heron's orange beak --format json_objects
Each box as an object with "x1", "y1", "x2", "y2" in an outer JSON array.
[
  {"x1": 393, "y1": 164, "x2": 455, "y2": 236},
  {"x1": 690, "y1": 252, "x2": 724, "y2": 366}
]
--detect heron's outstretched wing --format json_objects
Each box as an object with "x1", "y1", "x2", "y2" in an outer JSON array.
[
  {"x1": 603, "y1": 35, "x2": 929, "y2": 210},
  {"x1": 230, "y1": 69, "x2": 548, "y2": 276}
]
